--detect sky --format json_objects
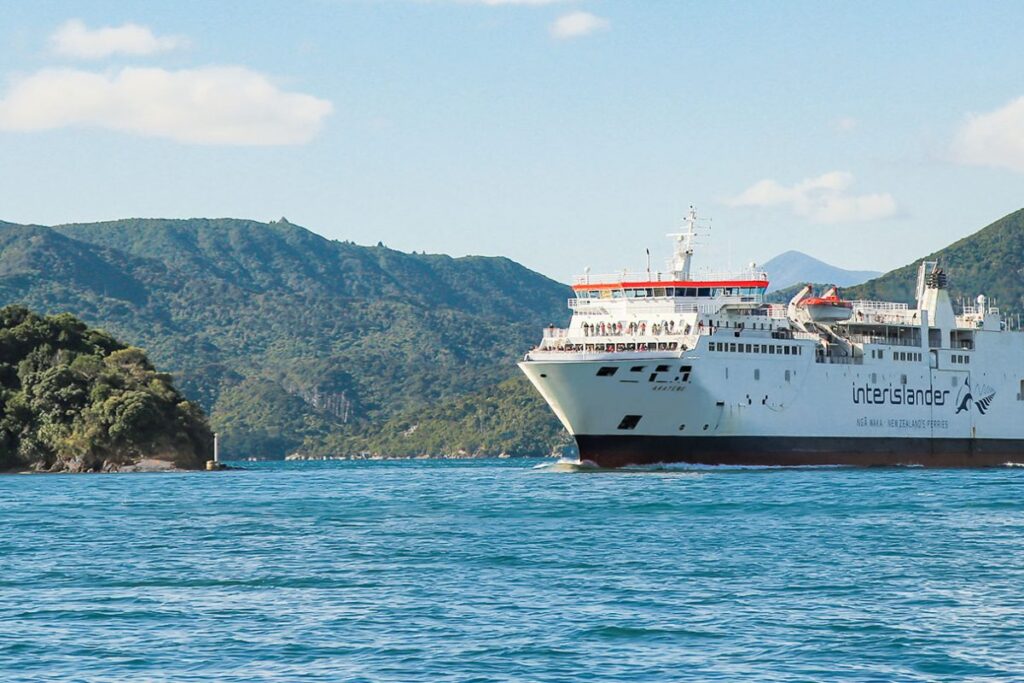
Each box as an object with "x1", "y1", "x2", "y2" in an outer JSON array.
[{"x1": 2, "y1": 1, "x2": 1024, "y2": 284}]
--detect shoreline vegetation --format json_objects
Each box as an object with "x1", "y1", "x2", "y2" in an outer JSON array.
[
  {"x1": 0, "y1": 217, "x2": 572, "y2": 462},
  {"x1": 0, "y1": 306, "x2": 212, "y2": 473}
]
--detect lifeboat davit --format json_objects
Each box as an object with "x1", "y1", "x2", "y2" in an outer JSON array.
[{"x1": 798, "y1": 286, "x2": 853, "y2": 322}]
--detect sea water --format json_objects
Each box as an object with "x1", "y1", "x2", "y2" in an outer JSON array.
[{"x1": 3, "y1": 459, "x2": 1024, "y2": 682}]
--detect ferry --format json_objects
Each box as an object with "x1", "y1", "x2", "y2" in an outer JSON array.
[{"x1": 519, "y1": 207, "x2": 1024, "y2": 467}]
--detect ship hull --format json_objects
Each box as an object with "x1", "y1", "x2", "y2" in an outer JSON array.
[{"x1": 576, "y1": 434, "x2": 1024, "y2": 468}]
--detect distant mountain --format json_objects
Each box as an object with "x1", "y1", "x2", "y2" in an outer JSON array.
[
  {"x1": 762, "y1": 250, "x2": 881, "y2": 293},
  {"x1": 0, "y1": 217, "x2": 571, "y2": 459}
]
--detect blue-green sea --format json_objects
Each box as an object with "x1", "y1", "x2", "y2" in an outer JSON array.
[{"x1": 4, "y1": 459, "x2": 1024, "y2": 682}]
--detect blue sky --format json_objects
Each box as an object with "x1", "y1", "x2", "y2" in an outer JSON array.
[{"x1": 2, "y1": 1, "x2": 1024, "y2": 283}]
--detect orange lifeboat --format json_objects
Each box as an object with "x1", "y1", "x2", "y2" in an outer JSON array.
[{"x1": 798, "y1": 286, "x2": 853, "y2": 322}]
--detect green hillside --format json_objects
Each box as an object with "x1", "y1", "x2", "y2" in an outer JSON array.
[
  {"x1": 0, "y1": 217, "x2": 571, "y2": 459},
  {"x1": 845, "y1": 208, "x2": 1024, "y2": 312},
  {"x1": 0, "y1": 305, "x2": 211, "y2": 472},
  {"x1": 768, "y1": 209, "x2": 1024, "y2": 313}
]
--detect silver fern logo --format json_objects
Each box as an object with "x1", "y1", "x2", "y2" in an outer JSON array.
[{"x1": 955, "y1": 378, "x2": 996, "y2": 415}]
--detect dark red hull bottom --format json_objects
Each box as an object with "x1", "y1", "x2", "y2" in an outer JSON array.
[{"x1": 575, "y1": 435, "x2": 1024, "y2": 468}]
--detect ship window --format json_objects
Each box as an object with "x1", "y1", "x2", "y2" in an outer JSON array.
[
  {"x1": 901, "y1": 374, "x2": 908, "y2": 385},
  {"x1": 617, "y1": 414, "x2": 642, "y2": 430},
  {"x1": 729, "y1": 344, "x2": 737, "y2": 352},
  {"x1": 653, "y1": 288, "x2": 666, "y2": 297},
  {"x1": 698, "y1": 288, "x2": 711, "y2": 297},
  {"x1": 769, "y1": 346, "x2": 776, "y2": 354},
  {"x1": 1019, "y1": 380, "x2": 1024, "y2": 401},
  {"x1": 612, "y1": 289, "x2": 624, "y2": 299},
  {"x1": 745, "y1": 344, "x2": 752, "y2": 353},
  {"x1": 685, "y1": 288, "x2": 697, "y2": 297},
  {"x1": 754, "y1": 369, "x2": 760, "y2": 380},
  {"x1": 630, "y1": 366, "x2": 644, "y2": 372},
  {"x1": 596, "y1": 366, "x2": 618, "y2": 377},
  {"x1": 871, "y1": 373, "x2": 877, "y2": 383},
  {"x1": 784, "y1": 347, "x2": 791, "y2": 355},
  {"x1": 785, "y1": 370, "x2": 791, "y2": 382},
  {"x1": 965, "y1": 355, "x2": 970, "y2": 364}
]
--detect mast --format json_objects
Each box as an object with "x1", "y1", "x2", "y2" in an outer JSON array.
[{"x1": 668, "y1": 205, "x2": 701, "y2": 280}]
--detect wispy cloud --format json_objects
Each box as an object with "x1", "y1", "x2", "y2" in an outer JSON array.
[
  {"x1": 0, "y1": 66, "x2": 333, "y2": 145},
  {"x1": 952, "y1": 96, "x2": 1024, "y2": 173},
  {"x1": 468, "y1": 0, "x2": 575, "y2": 4},
  {"x1": 550, "y1": 11, "x2": 609, "y2": 39},
  {"x1": 833, "y1": 116, "x2": 858, "y2": 133},
  {"x1": 729, "y1": 171, "x2": 897, "y2": 223},
  {"x1": 50, "y1": 19, "x2": 187, "y2": 59}
]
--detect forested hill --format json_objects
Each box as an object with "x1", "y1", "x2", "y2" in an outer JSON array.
[
  {"x1": 0, "y1": 217, "x2": 572, "y2": 459},
  {"x1": 769, "y1": 209, "x2": 1024, "y2": 311},
  {"x1": 843, "y1": 208, "x2": 1024, "y2": 312}
]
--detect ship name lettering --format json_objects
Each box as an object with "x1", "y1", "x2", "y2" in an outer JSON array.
[{"x1": 851, "y1": 384, "x2": 950, "y2": 407}]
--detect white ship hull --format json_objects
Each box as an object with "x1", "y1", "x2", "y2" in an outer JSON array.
[{"x1": 521, "y1": 332, "x2": 1024, "y2": 467}]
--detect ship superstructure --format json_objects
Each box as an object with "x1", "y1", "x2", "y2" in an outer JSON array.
[{"x1": 520, "y1": 207, "x2": 1024, "y2": 467}]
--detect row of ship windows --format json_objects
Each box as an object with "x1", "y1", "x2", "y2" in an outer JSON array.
[
  {"x1": 577, "y1": 286, "x2": 763, "y2": 300},
  {"x1": 710, "y1": 342, "x2": 803, "y2": 356},
  {"x1": 873, "y1": 349, "x2": 968, "y2": 364}
]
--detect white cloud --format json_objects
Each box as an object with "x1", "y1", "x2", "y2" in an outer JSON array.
[
  {"x1": 50, "y1": 19, "x2": 187, "y2": 59},
  {"x1": 729, "y1": 171, "x2": 897, "y2": 223},
  {"x1": 0, "y1": 66, "x2": 333, "y2": 146},
  {"x1": 952, "y1": 96, "x2": 1024, "y2": 173},
  {"x1": 550, "y1": 11, "x2": 609, "y2": 39}
]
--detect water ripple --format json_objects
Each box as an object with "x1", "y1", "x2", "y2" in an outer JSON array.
[{"x1": 3, "y1": 460, "x2": 1024, "y2": 681}]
